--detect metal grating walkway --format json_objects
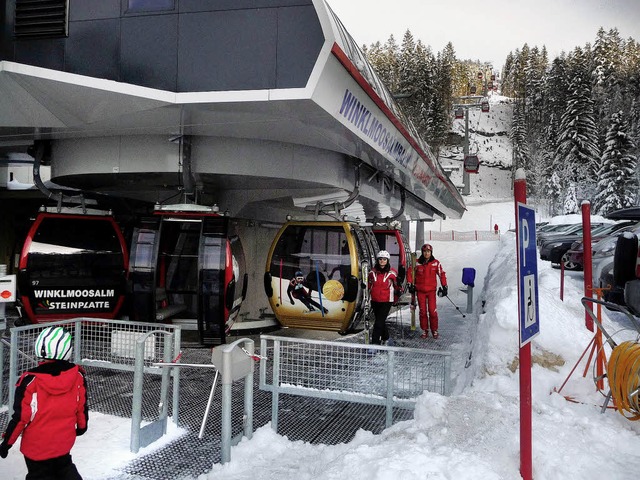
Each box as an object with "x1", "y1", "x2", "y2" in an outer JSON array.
[{"x1": 1, "y1": 302, "x2": 476, "y2": 480}]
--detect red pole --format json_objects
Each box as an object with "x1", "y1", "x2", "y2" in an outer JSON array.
[
  {"x1": 514, "y1": 169, "x2": 532, "y2": 480},
  {"x1": 581, "y1": 201, "x2": 594, "y2": 331},
  {"x1": 560, "y1": 261, "x2": 564, "y2": 301}
]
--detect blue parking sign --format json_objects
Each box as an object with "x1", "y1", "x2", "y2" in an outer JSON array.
[{"x1": 517, "y1": 203, "x2": 539, "y2": 346}]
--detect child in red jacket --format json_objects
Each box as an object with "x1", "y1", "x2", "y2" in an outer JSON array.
[
  {"x1": 413, "y1": 244, "x2": 447, "y2": 339},
  {"x1": 0, "y1": 326, "x2": 89, "y2": 479}
]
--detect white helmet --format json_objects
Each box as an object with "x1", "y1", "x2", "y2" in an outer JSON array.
[
  {"x1": 34, "y1": 326, "x2": 73, "y2": 361},
  {"x1": 376, "y1": 250, "x2": 391, "y2": 260}
]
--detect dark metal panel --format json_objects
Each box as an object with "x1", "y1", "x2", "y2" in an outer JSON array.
[
  {"x1": 179, "y1": 0, "x2": 313, "y2": 13},
  {"x1": 121, "y1": 14, "x2": 178, "y2": 91},
  {"x1": 276, "y1": 5, "x2": 322, "y2": 88},
  {"x1": 0, "y1": 0, "x2": 16, "y2": 60},
  {"x1": 14, "y1": 37, "x2": 65, "y2": 69},
  {"x1": 65, "y1": 18, "x2": 120, "y2": 80},
  {"x1": 177, "y1": 9, "x2": 277, "y2": 92},
  {"x1": 69, "y1": 0, "x2": 120, "y2": 21}
]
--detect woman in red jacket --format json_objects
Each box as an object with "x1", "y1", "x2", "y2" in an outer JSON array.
[
  {"x1": 0, "y1": 326, "x2": 88, "y2": 479},
  {"x1": 413, "y1": 243, "x2": 447, "y2": 339},
  {"x1": 368, "y1": 250, "x2": 398, "y2": 345}
]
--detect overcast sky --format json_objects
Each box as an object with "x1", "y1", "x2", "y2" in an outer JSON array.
[{"x1": 327, "y1": 0, "x2": 640, "y2": 70}]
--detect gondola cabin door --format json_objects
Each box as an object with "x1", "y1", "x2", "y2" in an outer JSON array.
[
  {"x1": 128, "y1": 207, "x2": 247, "y2": 345},
  {"x1": 18, "y1": 208, "x2": 129, "y2": 323},
  {"x1": 264, "y1": 221, "x2": 378, "y2": 333},
  {"x1": 373, "y1": 228, "x2": 413, "y2": 295}
]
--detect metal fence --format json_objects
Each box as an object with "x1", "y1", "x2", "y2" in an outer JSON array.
[
  {"x1": 2, "y1": 318, "x2": 181, "y2": 452},
  {"x1": 259, "y1": 335, "x2": 451, "y2": 431},
  {"x1": 425, "y1": 230, "x2": 501, "y2": 241}
]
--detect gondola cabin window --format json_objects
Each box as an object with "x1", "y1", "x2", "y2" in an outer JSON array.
[
  {"x1": 270, "y1": 225, "x2": 350, "y2": 296},
  {"x1": 127, "y1": 0, "x2": 175, "y2": 12},
  {"x1": 27, "y1": 217, "x2": 124, "y2": 281}
]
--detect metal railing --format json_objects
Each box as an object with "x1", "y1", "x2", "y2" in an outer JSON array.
[
  {"x1": 151, "y1": 337, "x2": 256, "y2": 464},
  {"x1": 259, "y1": 335, "x2": 451, "y2": 431},
  {"x1": 425, "y1": 230, "x2": 501, "y2": 241},
  {"x1": 4, "y1": 318, "x2": 181, "y2": 452}
]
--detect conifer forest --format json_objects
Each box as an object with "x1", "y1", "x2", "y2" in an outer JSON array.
[{"x1": 363, "y1": 28, "x2": 640, "y2": 215}]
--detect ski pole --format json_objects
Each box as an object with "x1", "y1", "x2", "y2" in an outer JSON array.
[{"x1": 444, "y1": 294, "x2": 466, "y2": 318}]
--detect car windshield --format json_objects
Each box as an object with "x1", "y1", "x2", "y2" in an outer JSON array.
[
  {"x1": 592, "y1": 224, "x2": 640, "y2": 252},
  {"x1": 539, "y1": 223, "x2": 571, "y2": 233},
  {"x1": 559, "y1": 224, "x2": 582, "y2": 235},
  {"x1": 592, "y1": 224, "x2": 614, "y2": 235}
]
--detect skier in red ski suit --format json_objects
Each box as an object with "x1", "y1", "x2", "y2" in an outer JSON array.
[
  {"x1": 0, "y1": 326, "x2": 88, "y2": 480},
  {"x1": 412, "y1": 243, "x2": 447, "y2": 339},
  {"x1": 368, "y1": 250, "x2": 398, "y2": 345}
]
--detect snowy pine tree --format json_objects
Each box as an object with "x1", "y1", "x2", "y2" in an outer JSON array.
[
  {"x1": 563, "y1": 183, "x2": 579, "y2": 214},
  {"x1": 593, "y1": 111, "x2": 638, "y2": 213},
  {"x1": 554, "y1": 51, "x2": 600, "y2": 197}
]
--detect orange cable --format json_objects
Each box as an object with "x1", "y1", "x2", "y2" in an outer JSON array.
[{"x1": 608, "y1": 341, "x2": 640, "y2": 420}]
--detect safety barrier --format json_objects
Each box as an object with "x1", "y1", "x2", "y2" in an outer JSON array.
[
  {"x1": 151, "y1": 337, "x2": 256, "y2": 463},
  {"x1": 425, "y1": 230, "x2": 500, "y2": 241},
  {"x1": 259, "y1": 335, "x2": 451, "y2": 431},
  {"x1": 4, "y1": 318, "x2": 181, "y2": 453}
]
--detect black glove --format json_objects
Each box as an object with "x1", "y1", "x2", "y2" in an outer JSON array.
[
  {"x1": 408, "y1": 284, "x2": 416, "y2": 294},
  {"x1": 437, "y1": 287, "x2": 443, "y2": 297},
  {"x1": 0, "y1": 442, "x2": 10, "y2": 459},
  {"x1": 76, "y1": 426, "x2": 87, "y2": 436},
  {"x1": 441, "y1": 285, "x2": 448, "y2": 297}
]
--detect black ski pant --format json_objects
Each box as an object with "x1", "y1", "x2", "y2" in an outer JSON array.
[
  {"x1": 371, "y1": 301, "x2": 392, "y2": 345},
  {"x1": 24, "y1": 453, "x2": 82, "y2": 480}
]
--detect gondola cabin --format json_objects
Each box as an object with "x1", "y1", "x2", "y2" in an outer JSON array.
[
  {"x1": 470, "y1": 85, "x2": 477, "y2": 95},
  {"x1": 264, "y1": 221, "x2": 379, "y2": 333},
  {"x1": 454, "y1": 107, "x2": 464, "y2": 119},
  {"x1": 373, "y1": 228, "x2": 413, "y2": 297},
  {"x1": 128, "y1": 204, "x2": 247, "y2": 345},
  {"x1": 18, "y1": 207, "x2": 129, "y2": 324},
  {"x1": 464, "y1": 155, "x2": 480, "y2": 174},
  {"x1": 481, "y1": 101, "x2": 490, "y2": 113}
]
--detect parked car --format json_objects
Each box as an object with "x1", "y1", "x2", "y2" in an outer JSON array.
[
  {"x1": 538, "y1": 223, "x2": 608, "y2": 267},
  {"x1": 599, "y1": 230, "x2": 640, "y2": 307},
  {"x1": 592, "y1": 207, "x2": 640, "y2": 290},
  {"x1": 595, "y1": 222, "x2": 640, "y2": 289},
  {"x1": 536, "y1": 223, "x2": 583, "y2": 246},
  {"x1": 565, "y1": 221, "x2": 638, "y2": 271}
]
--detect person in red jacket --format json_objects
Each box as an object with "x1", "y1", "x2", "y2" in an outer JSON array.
[
  {"x1": 412, "y1": 243, "x2": 447, "y2": 339},
  {"x1": 0, "y1": 326, "x2": 88, "y2": 480},
  {"x1": 368, "y1": 250, "x2": 398, "y2": 345}
]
